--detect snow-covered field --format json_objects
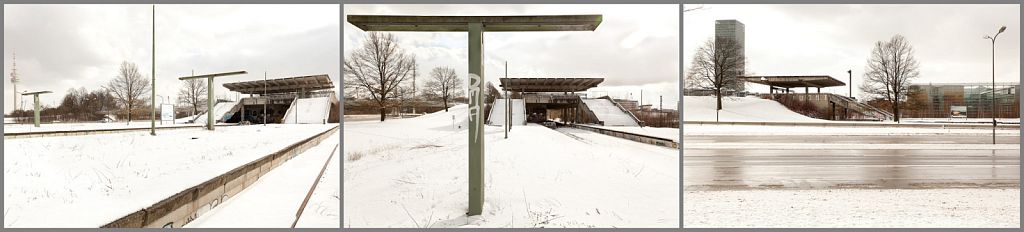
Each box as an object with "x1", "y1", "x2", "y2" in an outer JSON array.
[
  {"x1": 185, "y1": 131, "x2": 340, "y2": 228},
  {"x1": 684, "y1": 96, "x2": 825, "y2": 122},
  {"x1": 3, "y1": 124, "x2": 336, "y2": 227},
  {"x1": 344, "y1": 104, "x2": 677, "y2": 228},
  {"x1": 582, "y1": 99, "x2": 640, "y2": 126},
  {"x1": 684, "y1": 189, "x2": 1020, "y2": 228},
  {"x1": 3, "y1": 121, "x2": 199, "y2": 133},
  {"x1": 684, "y1": 124, "x2": 1020, "y2": 136}
]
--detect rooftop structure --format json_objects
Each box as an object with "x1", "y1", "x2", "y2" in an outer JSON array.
[
  {"x1": 499, "y1": 77, "x2": 604, "y2": 92},
  {"x1": 741, "y1": 75, "x2": 846, "y2": 89},
  {"x1": 223, "y1": 74, "x2": 333, "y2": 95}
]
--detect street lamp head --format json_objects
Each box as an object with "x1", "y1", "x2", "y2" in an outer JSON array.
[
  {"x1": 998, "y1": 26, "x2": 1006, "y2": 33},
  {"x1": 983, "y1": 35, "x2": 992, "y2": 39}
]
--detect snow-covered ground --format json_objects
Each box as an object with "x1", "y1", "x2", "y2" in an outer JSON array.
[
  {"x1": 684, "y1": 124, "x2": 1020, "y2": 136},
  {"x1": 185, "y1": 131, "x2": 340, "y2": 228},
  {"x1": 684, "y1": 96, "x2": 825, "y2": 122},
  {"x1": 3, "y1": 124, "x2": 336, "y2": 227},
  {"x1": 344, "y1": 104, "x2": 677, "y2": 228},
  {"x1": 581, "y1": 99, "x2": 640, "y2": 126},
  {"x1": 4, "y1": 121, "x2": 200, "y2": 133},
  {"x1": 487, "y1": 99, "x2": 525, "y2": 126},
  {"x1": 283, "y1": 97, "x2": 332, "y2": 124},
  {"x1": 684, "y1": 189, "x2": 1020, "y2": 228},
  {"x1": 904, "y1": 118, "x2": 1021, "y2": 124}
]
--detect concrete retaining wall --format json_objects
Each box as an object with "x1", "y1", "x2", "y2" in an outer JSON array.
[
  {"x1": 568, "y1": 124, "x2": 678, "y2": 149},
  {"x1": 100, "y1": 125, "x2": 339, "y2": 228}
]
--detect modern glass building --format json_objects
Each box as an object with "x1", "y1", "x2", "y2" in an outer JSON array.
[
  {"x1": 906, "y1": 83, "x2": 1020, "y2": 118},
  {"x1": 715, "y1": 19, "x2": 745, "y2": 91}
]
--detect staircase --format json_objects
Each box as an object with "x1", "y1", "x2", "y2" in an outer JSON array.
[{"x1": 827, "y1": 94, "x2": 894, "y2": 121}]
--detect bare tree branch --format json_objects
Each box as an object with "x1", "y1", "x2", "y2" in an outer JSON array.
[
  {"x1": 343, "y1": 32, "x2": 417, "y2": 121},
  {"x1": 860, "y1": 34, "x2": 919, "y2": 122}
]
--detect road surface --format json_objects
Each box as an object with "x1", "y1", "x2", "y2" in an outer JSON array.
[{"x1": 684, "y1": 134, "x2": 1020, "y2": 190}]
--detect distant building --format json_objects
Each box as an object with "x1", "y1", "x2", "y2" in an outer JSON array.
[
  {"x1": 906, "y1": 82, "x2": 1020, "y2": 118},
  {"x1": 715, "y1": 19, "x2": 745, "y2": 92}
]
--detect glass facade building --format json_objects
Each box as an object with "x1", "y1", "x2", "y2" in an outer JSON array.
[
  {"x1": 715, "y1": 19, "x2": 745, "y2": 91},
  {"x1": 906, "y1": 83, "x2": 1020, "y2": 118}
]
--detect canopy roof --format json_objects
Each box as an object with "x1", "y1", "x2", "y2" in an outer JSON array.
[
  {"x1": 347, "y1": 15, "x2": 602, "y2": 32},
  {"x1": 223, "y1": 74, "x2": 333, "y2": 95},
  {"x1": 741, "y1": 75, "x2": 846, "y2": 88},
  {"x1": 499, "y1": 78, "x2": 604, "y2": 92}
]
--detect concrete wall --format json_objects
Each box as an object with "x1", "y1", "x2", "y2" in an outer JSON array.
[
  {"x1": 100, "y1": 125, "x2": 339, "y2": 228},
  {"x1": 569, "y1": 124, "x2": 678, "y2": 149}
]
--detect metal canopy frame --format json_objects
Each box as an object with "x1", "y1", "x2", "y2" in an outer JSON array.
[
  {"x1": 348, "y1": 14, "x2": 600, "y2": 216},
  {"x1": 178, "y1": 71, "x2": 248, "y2": 130},
  {"x1": 21, "y1": 91, "x2": 52, "y2": 127}
]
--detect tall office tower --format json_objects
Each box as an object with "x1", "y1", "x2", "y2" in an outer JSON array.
[{"x1": 715, "y1": 19, "x2": 746, "y2": 92}]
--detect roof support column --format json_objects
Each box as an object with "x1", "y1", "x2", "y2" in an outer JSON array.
[
  {"x1": 467, "y1": 22, "x2": 485, "y2": 216},
  {"x1": 32, "y1": 94, "x2": 41, "y2": 127}
]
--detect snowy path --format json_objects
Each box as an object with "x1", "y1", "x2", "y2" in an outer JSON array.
[
  {"x1": 343, "y1": 105, "x2": 677, "y2": 228},
  {"x1": 3, "y1": 124, "x2": 336, "y2": 227},
  {"x1": 184, "y1": 131, "x2": 340, "y2": 228},
  {"x1": 487, "y1": 99, "x2": 525, "y2": 126},
  {"x1": 684, "y1": 189, "x2": 1020, "y2": 228},
  {"x1": 4, "y1": 122, "x2": 200, "y2": 134}
]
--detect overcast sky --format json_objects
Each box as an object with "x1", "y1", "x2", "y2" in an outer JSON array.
[
  {"x1": 684, "y1": 4, "x2": 1020, "y2": 99},
  {"x1": 344, "y1": 4, "x2": 680, "y2": 109},
  {"x1": 3, "y1": 4, "x2": 339, "y2": 113}
]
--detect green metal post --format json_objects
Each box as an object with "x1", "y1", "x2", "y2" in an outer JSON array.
[
  {"x1": 207, "y1": 77, "x2": 215, "y2": 130},
  {"x1": 32, "y1": 94, "x2": 40, "y2": 127},
  {"x1": 467, "y1": 22, "x2": 485, "y2": 216}
]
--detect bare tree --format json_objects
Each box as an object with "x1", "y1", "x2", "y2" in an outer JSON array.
[
  {"x1": 178, "y1": 78, "x2": 207, "y2": 116},
  {"x1": 344, "y1": 32, "x2": 417, "y2": 121},
  {"x1": 860, "y1": 34, "x2": 919, "y2": 122},
  {"x1": 685, "y1": 37, "x2": 746, "y2": 119},
  {"x1": 425, "y1": 66, "x2": 463, "y2": 112},
  {"x1": 105, "y1": 61, "x2": 151, "y2": 124}
]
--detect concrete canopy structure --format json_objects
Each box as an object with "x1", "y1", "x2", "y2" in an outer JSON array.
[
  {"x1": 499, "y1": 77, "x2": 603, "y2": 92},
  {"x1": 223, "y1": 74, "x2": 333, "y2": 95},
  {"x1": 347, "y1": 15, "x2": 602, "y2": 32},
  {"x1": 741, "y1": 75, "x2": 846, "y2": 89},
  {"x1": 348, "y1": 14, "x2": 600, "y2": 216}
]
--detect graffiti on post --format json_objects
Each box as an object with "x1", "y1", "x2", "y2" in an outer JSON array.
[{"x1": 467, "y1": 73, "x2": 482, "y2": 142}]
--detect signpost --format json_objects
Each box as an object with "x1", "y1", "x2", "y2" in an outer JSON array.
[
  {"x1": 161, "y1": 104, "x2": 174, "y2": 123},
  {"x1": 348, "y1": 14, "x2": 601, "y2": 215}
]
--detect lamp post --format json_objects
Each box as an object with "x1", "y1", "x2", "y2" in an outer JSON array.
[{"x1": 983, "y1": 25, "x2": 1006, "y2": 145}]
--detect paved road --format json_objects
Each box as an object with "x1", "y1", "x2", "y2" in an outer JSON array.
[{"x1": 684, "y1": 135, "x2": 1020, "y2": 190}]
